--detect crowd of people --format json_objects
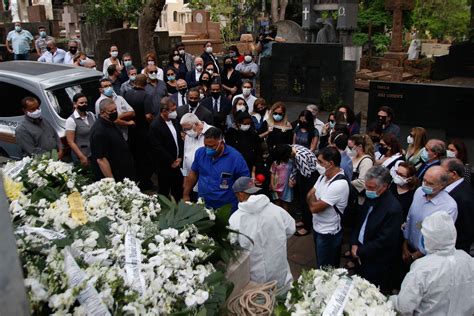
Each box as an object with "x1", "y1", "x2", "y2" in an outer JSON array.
[{"x1": 9, "y1": 23, "x2": 474, "y2": 314}]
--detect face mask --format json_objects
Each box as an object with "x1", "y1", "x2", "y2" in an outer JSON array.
[
  {"x1": 379, "y1": 116, "x2": 387, "y2": 124},
  {"x1": 179, "y1": 49, "x2": 185, "y2": 55},
  {"x1": 77, "y1": 105, "x2": 88, "y2": 112},
  {"x1": 173, "y1": 55, "x2": 180, "y2": 62},
  {"x1": 224, "y1": 63, "x2": 233, "y2": 69},
  {"x1": 188, "y1": 100, "x2": 198, "y2": 108},
  {"x1": 242, "y1": 88, "x2": 251, "y2": 96},
  {"x1": 407, "y1": 135, "x2": 414, "y2": 144},
  {"x1": 348, "y1": 147, "x2": 357, "y2": 157},
  {"x1": 200, "y1": 93, "x2": 205, "y2": 100},
  {"x1": 168, "y1": 111, "x2": 177, "y2": 120},
  {"x1": 179, "y1": 88, "x2": 187, "y2": 95},
  {"x1": 196, "y1": 65, "x2": 203, "y2": 72},
  {"x1": 207, "y1": 70, "x2": 214, "y2": 75},
  {"x1": 244, "y1": 55, "x2": 252, "y2": 63},
  {"x1": 365, "y1": 190, "x2": 379, "y2": 199},
  {"x1": 315, "y1": 163, "x2": 326, "y2": 175},
  {"x1": 236, "y1": 105, "x2": 246, "y2": 112},
  {"x1": 129, "y1": 75, "x2": 136, "y2": 82},
  {"x1": 40, "y1": 31, "x2": 46, "y2": 38},
  {"x1": 393, "y1": 175, "x2": 408, "y2": 186},
  {"x1": 378, "y1": 146, "x2": 388, "y2": 156},
  {"x1": 257, "y1": 107, "x2": 266, "y2": 114},
  {"x1": 46, "y1": 46, "x2": 52, "y2": 52},
  {"x1": 108, "y1": 111, "x2": 118, "y2": 122},
  {"x1": 240, "y1": 124, "x2": 251, "y2": 131},
  {"x1": 211, "y1": 92, "x2": 220, "y2": 99},
  {"x1": 229, "y1": 52, "x2": 236, "y2": 57},
  {"x1": 124, "y1": 60, "x2": 132, "y2": 67},
  {"x1": 148, "y1": 73, "x2": 157, "y2": 80},
  {"x1": 15, "y1": 26, "x2": 22, "y2": 32},
  {"x1": 27, "y1": 109, "x2": 42, "y2": 119},
  {"x1": 167, "y1": 75, "x2": 176, "y2": 81},
  {"x1": 69, "y1": 47, "x2": 77, "y2": 54},
  {"x1": 273, "y1": 113, "x2": 283, "y2": 122},
  {"x1": 329, "y1": 121, "x2": 335, "y2": 128},
  {"x1": 110, "y1": 51, "x2": 119, "y2": 58},
  {"x1": 446, "y1": 150, "x2": 456, "y2": 158},
  {"x1": 148, "y1": 60, "x2": 155, "y2": 66},
  {"x1": 79, "y1": 59, "x2": 86, "y2": 66},
  {"x1": 421, "y1": 183, "x2": 434, "y2": 195},
  {"x1": 186, "y1": 129, "x2": 197, "y2": 138},
  {"x1": 205, "y1": 47, "x2": 213, "y2": 54},
  {"x1": 206, "y1": 147, "x2": 217, "y2": 156},
  {"x1": 102, "y1": 87, "x2": 114, "y2": 97},
  {"x1": 420, "y1": 147, "x2": 430, "y2": 162}
]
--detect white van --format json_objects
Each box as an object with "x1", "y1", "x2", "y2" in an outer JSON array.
[{"x1": 0, "y1": 61, "x2": 103, "y2": 159}]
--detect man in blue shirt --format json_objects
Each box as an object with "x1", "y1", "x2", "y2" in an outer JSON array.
[
  {"x1": 6, "y1": 21, "x2": 34, "y2": 60},
  {"x1": 183, "y1": 127, "x2": 249, "y2": 211}
]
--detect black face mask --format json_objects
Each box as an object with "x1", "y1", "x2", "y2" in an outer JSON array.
[
  {"x1": 211, "y1": 92, "x2": 221, "y2": 99},
  {"x1": 378, "y1": 146, "x2": 388, "y2": 156},
  {"x1": 77, "y1": 105, "x2": 88, "y2": 113},
  {"x1": 188, "y1": 100, "x2": 198, "y2": 108},
  {"x1": 108, "y1": 111, "x2": 118, "y2": 122},
  {"x1": 69, "y1": 47, "x2": 78, "y2": 54},
  {"x1": 46, "y1": 46, "x2": 52, "y2": 52},
  {"x1": 378, "y1": 117, "x2": 387, "y2": 125},
  {"x1": 178, "y1": 88, "x2": 187, "y2": 95}
]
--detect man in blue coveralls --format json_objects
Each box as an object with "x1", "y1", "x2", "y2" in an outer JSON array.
[{"x1": 183, "y1": 127, "x2": 249, "y2": 211}]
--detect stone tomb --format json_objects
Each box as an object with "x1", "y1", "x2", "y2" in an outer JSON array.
[
  {"x1": 260, "y1": 43, "x2": 356, "y2": 107},
  {"x1": 181, "y1": 10, "x2": 223, "y2": 56}
]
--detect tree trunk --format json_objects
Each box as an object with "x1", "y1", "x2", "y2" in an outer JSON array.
[
  {"x1": 271, "y1": 0, "x2": 279, "y2": 23},
  {"x1": 138, "y1": 0, "x2": 166, "y2": 63},
  {"x1": 279, "y1": 0, "x2": 288, "y2": 21}
]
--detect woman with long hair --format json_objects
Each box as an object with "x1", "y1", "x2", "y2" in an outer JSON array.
[{"x1": 405, "y1": 126, "x2": 427, "y2": 170}]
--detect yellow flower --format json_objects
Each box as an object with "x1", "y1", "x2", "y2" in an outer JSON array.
[{"x1": 3, "y1": 176, "x2": 24, "y2": 201}]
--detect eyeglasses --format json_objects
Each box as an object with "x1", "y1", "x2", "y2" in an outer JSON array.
[
  {"x1": 166, "y1": 73, "x2": 175, "y2": 76},
  {"x1": 149, "y1": 71, "x2": 158, "y2": 74},
  {"x1": 206, "y1": 69, "x2": 213, "y2": 71}
]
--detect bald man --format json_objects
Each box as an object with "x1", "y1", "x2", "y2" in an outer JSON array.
[
  {"x1": 185, "y1": 57, "x2": 204, "y2": 88},
  {"x1": 37, "y1": 39, "x2": 66, "y2": 63},
  {"x1": 416, "y1": 139, "x2": 446, "y2": 180},
  {"x1": 403, "y1": 166, "x2": 458, "y2": 263}
]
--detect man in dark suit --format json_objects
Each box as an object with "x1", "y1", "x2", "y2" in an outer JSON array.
[
  {"x1": 184, "y1": 57, "x2": 204, "y2": 88},
  {"x1": 177, "y1": 87, "x2": 213, "y2": 125},
  {"x1": 200, "y1": 80, "x2": 232, "y2": 131},
  {"x1": 351, "y1": 165, "x2": 403, "y2": 291},
  {"x1": 416, "y1": 139, "x2": 446, "y2": 181},
  {"x1": 442, "y1": 158, "x2": 474, "y2": 254},
  {"x1": 149, "y1": 97, "x2": 184, "y2": 201},
  {"x1": 170, "y1": 79, "x2": 188, "y2": 108}
]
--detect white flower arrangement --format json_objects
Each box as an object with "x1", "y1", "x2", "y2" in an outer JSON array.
[
  {"x1": 4, "y1": 157, "x2": 236, "y2": 315},
  {"x1": 283, "y1": 268, "x2": 396, "y2": 316}
]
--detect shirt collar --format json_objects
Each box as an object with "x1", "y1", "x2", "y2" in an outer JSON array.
[{"x1": 445, "y1": 178, "x2": 464, "y2": 193}]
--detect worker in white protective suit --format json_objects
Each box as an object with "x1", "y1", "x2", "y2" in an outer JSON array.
[
  {"x1": 390, "y1": 211, "x2": 474, "y2": 315},
  {"x1": 229, "y1": 176, "x2": 295, "y2": 291}
]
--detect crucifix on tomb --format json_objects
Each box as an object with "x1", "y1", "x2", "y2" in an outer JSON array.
[{"x1": 385, "y1": 0, "x2": 414, "y2": 53}]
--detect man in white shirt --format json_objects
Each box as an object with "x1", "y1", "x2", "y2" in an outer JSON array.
[
  {"x1": 230, "y1": 176, "x2": 295, "y2": 291},
  {"x1": 232, "y1": 80, "x2": 257, "y2": 113},
  {"x1": 95, "y1": 78, "x2": 135, "y2": 140},
  {"x1": 307, "y1": 146, "x2": 349, "y2": 268},
  {"x1": 180, "y1": 113, "x2": 212, "y2": 200},
  {"x1": 63, "y1": 40, "x2": 79, "y2": 64},
  {"x1": 37, "y1": 40, "x2": 66, "y2": 64}
]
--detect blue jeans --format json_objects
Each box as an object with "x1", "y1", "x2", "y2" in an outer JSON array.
[
  {"x1": 313, "y1": 229, "x2": 343, "y2": 269},
  {"x1": 14, "y1": 53, "x2": 29, "y2": 60}
]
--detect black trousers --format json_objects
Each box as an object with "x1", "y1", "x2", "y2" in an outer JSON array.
[
  {"x1": 157, "y1": 167, "x2": 183, "y2": 202},
  {"x1": 297, "y1": 170, "x2": 319, "y2": 231}
]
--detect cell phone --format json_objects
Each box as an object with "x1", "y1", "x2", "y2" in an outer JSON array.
[{"x1": 220, "y1": 172, "x2": 232, "y2": 189}]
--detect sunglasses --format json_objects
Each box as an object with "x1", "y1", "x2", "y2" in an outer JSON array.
[
  {"x1": 166, "y1": 73, "x2": 175, "y2": 76},
  {"x1": 149, "y1": 71, "x2": 158, "y2": 74}
]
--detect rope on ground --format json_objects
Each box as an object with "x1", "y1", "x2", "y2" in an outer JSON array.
[{"x1": 227, "y1": 280, "x2": 278, "y2": 316}]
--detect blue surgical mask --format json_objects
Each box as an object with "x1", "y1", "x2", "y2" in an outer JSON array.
[
  {"x1": 103, "y1": 87, "x2": 114, "y2": 97},
  {"x1": 40, "y1": 31, "x2": 46, "y2": 38},
  {"x1": 129, "y1": 75, "x2": 136, "y2": 81},
  {"x1": 421, "y1": 184, "x2": 434, "y2": 195},
  {"x1": 273, "y1": 113, "x2": 283, "y2": 122},
  {"x1": 365, "y1": 190, "x2": 379, "y2": 199},
  {"x1": 167, "y1": 75, "x2": 176, "y2": 81},
  {"x1": 15, "y1": 26, "x2": 22, "y2": 32},
  {"x1": 329, "y1": 121, "x2": 336, "y2": 129},
  {"x1": 420, "y1": 147, "x2": 430, "y2": 162},
  {"x1": 124, "y1": 60, "x2": 132, "y2": 68},
  {"x1": 206, "y1": 147, "x2": 217, "y2": 157}
]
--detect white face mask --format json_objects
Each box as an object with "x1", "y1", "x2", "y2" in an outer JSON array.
[
  {"x1": 239, "y1": 124, "x2": 251, "y2": 131},
  {"x1": 196, "y1": 65, "x2": 203, "y2": 72},
  {"x1": 315, "y1": 163, "x2": 326, "y2": 175},
  {"x1": 205, "y1": 46, "x2": 213, "y2": 53},
  {"x1": 27, "y1": 108, "x2": 42, "y2": 119},
  {"x1": 236, "y1": 105, "x2": 246, "y2": 112},
  {"x1": 244, "y1": 55, "x2": 252, "y2": 63},
  {"x1": 200, "y1": 93, "x2": 205, "y2": 100},
  {"x1": 348, "y1": 147, "x2": 357, "y2": 157},
  {"x1": 110, "y1": 51, "x2": 119, "y2": 58},
  {"x1": 407, "y1": 135, "x2": 414, "y2": 144},
  {"x1": 186, "y1": 129, "x2": 197, "y2": 138},
  {"x1": 173, "y1": 55, "x2": 180, "y2": 62},
  {"x1": 179, "y1": 49, "x2": 185, "y2": 55},
  {"x1": 149, "y1": 73, "x2": 157, "y2": 80},
  {"x1": 446, "y1": 150, "x2": 456, "y2": 158},
  {"x1": 168, "y1": 111, "x2": 177, "y2": 120},
  {"x1": 393, "y1": 175, "x2": 408, "y2": 186},
  {"x1": 207, "y1": 70, "x2": 214, "y2": 75},
  {"x1": 148, "y1": 60, "x2": 155, "y2": 66},
  {"x1": 242, "y1": 88, "x2": 251, "y2": 96}
]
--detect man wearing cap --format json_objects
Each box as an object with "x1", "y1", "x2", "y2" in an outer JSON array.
[{"x1": 229, "y1": 176, "x2": 295, "y2": 290}]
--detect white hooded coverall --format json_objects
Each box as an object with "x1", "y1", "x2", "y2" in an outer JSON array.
[
  {"x1": 229, "y1": 194, "x2": 295, "y2": 290},
  {"x1": 390, "y1": 211, "x2": 474, "y2": 315}
]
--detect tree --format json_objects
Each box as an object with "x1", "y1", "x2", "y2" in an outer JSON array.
[
  {"x1": 271, "y1": 0, "x2": 288, "y2": 23},
  {"x1": 138, "y1": 0, "x2": 166, "y2": 61}
]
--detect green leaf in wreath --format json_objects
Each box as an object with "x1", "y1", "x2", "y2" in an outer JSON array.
[{"x1": 30, "y1": 186, "x2": 61, "y2": 203}]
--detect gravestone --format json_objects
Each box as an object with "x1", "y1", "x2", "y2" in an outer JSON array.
[
  {"x1": 275, "y1": 20, "x2": 305, "y2": 43},
  {"x1": 27, "y1": 5, "x2": 46, "y2": 22},
  {"x1": 62, "y1": 5, "x2": 79, "y2": 39},
  {"x1": 368, "y1": 80, "x2": 474, "y2": 162},
  {"x1": 95, "y1": 28, "x2": 142, "y2": 72},
  {"x1": 260, "y1": 43, "x2": 355, "y2": 107},
  {"x1": 181, "y1": 9, "x2": 223, "y2": 56}
]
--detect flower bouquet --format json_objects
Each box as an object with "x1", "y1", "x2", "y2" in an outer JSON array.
[
  {"x1": 3, "y1": 155, "x2": 239, "y2": 315},
  {"x1": 277, "y1": 268, "x2": 396, "y2": 316}
]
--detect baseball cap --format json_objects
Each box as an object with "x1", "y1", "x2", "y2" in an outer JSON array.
[{"x1": 232, "y1": 176, "x2": 261, "y2": 194}]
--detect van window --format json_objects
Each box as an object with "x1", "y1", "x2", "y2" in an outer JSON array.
[
  {"x1": 48, "y1": 80, "x2": 100, "y2": 119},
  {"x1": 0, "y1": 82, "x2": 39, "y2": 117}
]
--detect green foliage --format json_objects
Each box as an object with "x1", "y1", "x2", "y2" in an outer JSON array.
[
  {"x1": 84, "y1": 0, "x2": 145, "y2": 25},
  {"x1": 372, "y1": 33, "x2": 391, "y2": 55}
]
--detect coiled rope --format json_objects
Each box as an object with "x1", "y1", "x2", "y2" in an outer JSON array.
[{"x1": 227, "y1": 281, "x2": 278, "y2": 316}]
